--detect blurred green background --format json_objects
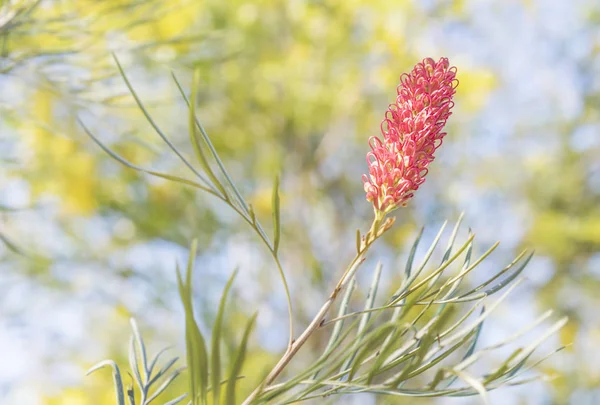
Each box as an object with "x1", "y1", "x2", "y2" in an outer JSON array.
[{"x1": 1, "y1": 0, "x2": 599, "y2": 404}]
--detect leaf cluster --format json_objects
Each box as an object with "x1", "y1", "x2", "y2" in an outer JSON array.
[
  {"x1": 87, "y1": 319, "x2": 187, "y2": 405},
  {"x1": 257, "y1": 218, "x2": 567, "y2": 404}
]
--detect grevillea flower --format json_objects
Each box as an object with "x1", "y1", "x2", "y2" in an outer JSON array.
[{"x1": 362, "y1": 57, "x2": 458, "y2": 214}]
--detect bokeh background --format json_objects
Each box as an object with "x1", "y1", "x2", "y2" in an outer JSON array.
[{"x1": 1, "y1": 0, "x2": 599, "y2": 404}]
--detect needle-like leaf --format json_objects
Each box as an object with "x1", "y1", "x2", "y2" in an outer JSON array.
[
  {"x1": 211, "y1": 269, "x2": 238, "y2": 405},
  {"x1": 225, "y1": 313, "x2": 258, "y2": 405},
  {"x1": 272, "y1": 175, "x2": 281, "y2": 255},
  {"x1": 86, "y1": 361, "x2": 126, "y2": 405}
]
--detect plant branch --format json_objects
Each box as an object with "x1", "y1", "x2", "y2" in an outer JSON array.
[{"x1": 240, "y1": 216, "x2": 395, "y2": 405}]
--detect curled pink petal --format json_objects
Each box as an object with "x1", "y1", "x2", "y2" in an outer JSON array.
[{"x1": 363, "y1": 57, "x2": 458, "y2": 212}]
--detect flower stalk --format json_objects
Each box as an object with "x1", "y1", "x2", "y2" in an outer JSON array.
[
  {"x1": 241, "y1": 215, "x2": 394, "y2": 405},
  {"x1": 243, "y1": 57, "x2": 458, "y2": 404}
]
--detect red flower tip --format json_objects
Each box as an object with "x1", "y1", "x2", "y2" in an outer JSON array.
[{"x1": 363, "y1": 57, "x2": 458, "y2": 213}]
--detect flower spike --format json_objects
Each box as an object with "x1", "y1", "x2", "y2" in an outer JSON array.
[{"x1": 363, "y1": 57, "x2": 458, "y2": 214}]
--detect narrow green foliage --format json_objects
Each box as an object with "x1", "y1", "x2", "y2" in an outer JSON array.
[
  {"x1": 348, "y1": 322, "x2": 397, "y2": 381},
  {"x1": 148, "y1": 356, "x2": 179, "y2": 387},
  {"x1": 87, "y1": 361, "x2": 125, "y2": 405},
  {"x1": 78, "y1": 118, "x2": 218, "y2": 196},
  {"x1": 389, "y1": 223, "x2": 446, "y2": 305},
  {"x1": 441, "y1": 213, "x2": 464, "y2": 264},
  {"x1": 176, "y1": 240, "x2": 209, "y2": 405},
  {"x1": 272, "y1": 175, "x2": 281, "y2": 255},
  {"x1": 264, "y1": 319, "x2": 362, "y2": 403},
  {"x1": 264, "y1": 218, "x2": 566, "y2": 404},
  {"x1": 212, "y1": 269, "x2": 238, "y2": 405},
  {"x1": 365, "y1": 326, "x2": 404, "y2": 384},
  {"x1": 147, "y1": 347, "x2": 172, "y2": 379},
  {"x1": 130, "y1": 319, "x2": 149, "y2": 380},
  {"x1": 484, "y1": 348, "x2": 523, "y2": 384},
  {"x1": 129, "y1": 336, "x2": 145, "y2": 396},
  {"x1": 341, "y1": 264, "x2": 382, "y2": 374},
  {"x1": 87, "y1": 322, "x2": 185, "y2": 405},
  {"x1": 188, "y1": 68, "x2": 228, "y2": 199},
  {"x1": 226, "y1": 313, "x2": 258, "y2": 405},
  {"x1": 172, "y1": 71, "x2": 294, "y2": 341},
  {"x1": 127, "y1": 384, "x2": 135, "y2": 405},
  {"x1": 477, "y1": 251, "x2": 534, "y2": 296},
  {"x1": 86, "y1": 66, "x2": 296, "y2": 366},
  {"x1": 112, "y1": 55, "x2": 214, "y2": 191},
  {"x1": 146, "y1": 367, "x2": 185, "y2": 404},
  {"x1": 163, "y1": 394, "x2": 188, "y2": 405},
  {"x1": 248, "y1": 203, "x2": 256, "y2": 224},
  {"x1": 450, "y1": 370, "x2": 489, "y2": 404},
  {"x1": 405, "y1": 227, "x2": 424, "y2": 280},
  {"x1": 322, "y1": 278, "x2": 356, "y2": 358},
  {"x1": 171, "y1": 72, "x2": 252, "y2": 216}
]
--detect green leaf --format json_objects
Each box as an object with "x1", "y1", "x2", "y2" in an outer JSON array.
[
  {"x1": 248, "y1": 203, "x2": 256, "y2": 224},
  {"x1": 420, "y1": 215, "x2": 465, "y2": 300},
  {"x1": 389, "y1": 222, "x2": 447, "y2": 305},
  {"x1": 147, "y1": 356, "x2": 179, "y2": 387},
  {"x1": 272, "y1": 175, "x2": 281, "y2": 255},
  {"x1": 479, "y1": 251, "x2": 533, "y2": 296},
  {"x1": 127, "y1": 384, "x2": 135, "y2": 405},
  {"x1": 269, "y1": 319, "x2": 361, "y2": 403},
  {"x1": 308, "y1": 277, "x2": 357, "y2": 379},
  {"x1": 78, "y1": 118, "x2": 218, "y2": 197},
  {"x1": 146, "y1": 367, "x2": 184, "y2": 404},
  {"x1": 448, "y1": 370, "x2": 489, "y2": 404},
  {"x1": 483, "y1": 348, "x2": 523, "y2": 384},
  {"x1": 444, "y1": 279, "x2": 524, "y2": 356},
  {"x1": 365, "y1": 326, "x2": 405, "y2": 384},
  {"x1": 188, "y1": 68, "x2": 228, "y2": 199},
  {"x1": 341, "y1": 264, "x2": 382, "y2": 376},
  {"x1": 86, "y1": 360, "x2": 125, "y2": 405},
  {"x1": 406, "y1": 328, "x2": 479, "y2": 382},
  {"x1": 323, "y1": 278, "x2": 356, "y2": 358},
  {"x1": 147, "y1": 347, "x2": 173, "y2": 380},
  {"x1": 225, "y1": 312, "x2": 258, "y2": 405},
  {"x1": 129, "y1": 319, "x2": 149, "y2": 382},
  {"x1": 172, "y1": 71, "x2": 252, "y2": 217},
  {"x1": 128, "y1": 336, "x2": 145, "y2": 402},
  {"x1": 163, "y1": 393, "x2": 188, "y2": 405},
  {"x1": 405, "y1": 227, "x2": 424, "y2": 280},
  {"x1": 348, "y1": 322, "x2": 397, "y2": 381},
  {"x1": 441, "y1": 213, "x2": 464, "y2": 263},
  {"x1": 211, "y1": 269, "x2": 238, "y2": 405},
  {"x1": 387, "y1": 306, "x2": 457, "y2": 386},
  {"x1": 111, "y1": 54, "x2": 213, "y2": 190},
  {"x1": 391, "y1": 233, "x2": 475, "y2": 306},
  {"x1": 176, "y1": 240, "x2": 209, "y2": 405}
]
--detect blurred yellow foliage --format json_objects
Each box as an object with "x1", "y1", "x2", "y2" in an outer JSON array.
[
  {"x1": 559, "y1": 319, "x2": 578, "y2": 351},
  {"x1": 529, "y1": 212, "x2": 600, "y2": 262},
  {"x1": 455, "y1": 68, "x2": 497, "y2": 113},
  {"x1": 23, "y1": 90, "x2": 98, "y2": 215},
  {"x1": 44, "y1": 388, "x2": 88, "y2": 405},
  {"x1": 44, "y1": 386, "x2": 114, "y2": 405}
]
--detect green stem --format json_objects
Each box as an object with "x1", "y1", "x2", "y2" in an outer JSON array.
[
  {"x1": 229, "y1": 204, "x2": 295, "y2": 348},
  {"x1": 241, "y1": 215, "x2": 390, "y2": 405}
]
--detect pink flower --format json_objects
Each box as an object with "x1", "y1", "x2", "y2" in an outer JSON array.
[{"x1": 362, "y1": 57, "x2": 458, "y2": 213}]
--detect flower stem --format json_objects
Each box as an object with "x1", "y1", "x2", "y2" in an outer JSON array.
[{"x1": 241, "y1": 215, "x2": 393, "y2": 404}]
